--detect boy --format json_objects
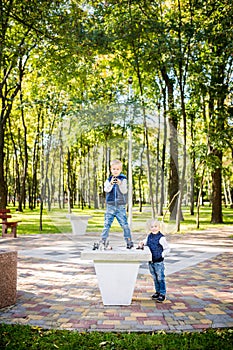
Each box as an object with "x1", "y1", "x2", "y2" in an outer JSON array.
[
  {"x1": 100, "y1": 159, "x2": 133, "y2": 249},
  {"x1": 138, "y1": 219, "x2": 170, "y2": 302}
]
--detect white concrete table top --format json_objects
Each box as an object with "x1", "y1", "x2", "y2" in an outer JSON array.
[{"x1": 81, "y1": 246, "x2": 151, "y2": 261}]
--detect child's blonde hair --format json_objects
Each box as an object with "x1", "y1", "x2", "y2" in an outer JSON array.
[
  {"x1": 146, "y1": 218, "x2": 161, "y2": 232},
  {"x1": 110, "y1": 159, "x2": 122, "y2": 167}
]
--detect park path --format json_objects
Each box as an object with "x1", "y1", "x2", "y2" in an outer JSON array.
[{"x1": 0, "y1": 226, "x2": 233, "y2": 332}]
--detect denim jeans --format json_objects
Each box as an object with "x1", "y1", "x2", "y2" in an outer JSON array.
[
  {"x1": 101, "y1": 204, "x2": 132, "y2": 242},
  {"x1": 149, "y1": 261, "x2": 166, "y2": 295}
]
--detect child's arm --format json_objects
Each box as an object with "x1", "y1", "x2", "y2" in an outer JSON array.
[
  {"x1": 104, "y1": 177, "x2": 128, "y2": 193},
  {"x1": 104, "y1": 179, "x2": 113, "y2": 192},
  {"x1": 137, "y1": 237, "x2": 147, "y2": 248},
  {"x1": 160, "y1": 237, "x2": 170, "y2": 257},
  {"x1": 118, "y1": 178, "x2": 128, "y2": 194}
]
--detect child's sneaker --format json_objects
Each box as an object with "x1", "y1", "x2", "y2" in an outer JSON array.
[
  {"x1": 99, "y1": 240, "x2": 106, "y2": 250},
  {"x1": 92, "y1": 242, "x2": 99, "y2": 250},
  {"x1": 126, "y1": 240, "x2": 134, "y2": 249},
  {"x1": 156, "y1": 294, "x2": 166, "y2": 303},
  {"x1": 99, "y1": 239, "x2": 112, "y2": 250},
  {"x1": 151, "y1": 292, "x2": 160, "y2": 300}
]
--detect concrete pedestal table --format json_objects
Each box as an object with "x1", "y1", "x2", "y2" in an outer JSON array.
[
  {"x1": 81, "y1": 247, "x2": 151, "y2": 305},
  {"x1": 66, "y1": 214, "x2": 92, "y2": 235}
]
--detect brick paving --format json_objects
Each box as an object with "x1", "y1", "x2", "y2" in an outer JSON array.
[{"x1": 0, "y1": 226, "x2": 233, "y2": 332}]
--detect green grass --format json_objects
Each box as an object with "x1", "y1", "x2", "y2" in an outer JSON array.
[
  {"x1": 7, "y1": 204, "x2": 233, "y2": 236},
  {"x1": 0, "y1": 324, "x2": 232, "y2": 350}
]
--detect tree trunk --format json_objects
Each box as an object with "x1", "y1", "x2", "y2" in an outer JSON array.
[
  {"x1": 168, "y1": 127, "x2": 179, "y2": 221},
  {"x1": 155, "y1": 109, "x2": 160, "y2": 214},
  {"x1": 159, "y1": 85, "x2": 167, "y2": 217},
  {"x1": 196, "y1": 164, "x2": 205, "y2": 228},
  {"x1": 0, "y1": 123, "x2": 7, "y2": 208},
  {"x1": 190, "y1": 113, "x2": 196, "y2": 216},
  {"x1": 137, "y1": 73, "x2": 156, "y2": 218},
  {"x1": 17, "y1": 85, "x2": 28, "y2": 212},
  {"x1": 161, "y1": 66, "x2": 179, "y2": 221},
  {"x1": 138, "y1": 148, "x2": 144, "y2": 213},
  {"x1": 211, "y1": 149, "x2": 223, "y2": 223},
  {"x1": 87, "y1": 148, "x2": 91, "y2": 208},
  {"x1": 93, "y1": 146, "x2": 99, "y2": 209}
]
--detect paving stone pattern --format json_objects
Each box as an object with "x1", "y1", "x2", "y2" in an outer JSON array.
[{"x1": 0, "y1": 226, "x2": 232, "y2": 332}]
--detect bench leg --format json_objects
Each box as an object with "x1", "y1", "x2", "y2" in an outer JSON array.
[
  {"x1": 2, "y1": 224, "x2": 17, "y2": 238},
  {"x1": 11, "y1": 225, "x2": 17, "y2": 238},
  {"x1": 2, "y1": 224, "x2": 7, "y2": 237}
]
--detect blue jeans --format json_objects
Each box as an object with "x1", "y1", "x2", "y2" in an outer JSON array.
[
  {"x1": 101, "y1": 204, "x2": 132, "y2": 242},
  {"x1": 149, "y1": 261, "x2": 166, "y2": 295}
]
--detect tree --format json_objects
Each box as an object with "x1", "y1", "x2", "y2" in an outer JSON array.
[
  {"x1": 0, "y1": 0, "x2": 70, "y2": 208},
  {"x1": 190, "y1": 0, "x2": 233, "y2": 223}
]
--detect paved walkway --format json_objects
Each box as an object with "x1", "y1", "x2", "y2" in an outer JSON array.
[{"x1": 0, "y1": 226, "x2": 233, "y2": 332}]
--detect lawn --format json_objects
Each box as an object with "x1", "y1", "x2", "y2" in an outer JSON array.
[
  {"x1": 7, "y1": 204, "x2": 233, "y2": 236},
  {"x1": 0, "y1": 324, "x2": 232, "y2": 350}
]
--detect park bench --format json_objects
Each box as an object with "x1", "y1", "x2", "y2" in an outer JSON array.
[{"x1": 0, "y1": 209, "x2": 20, "y2": 238}]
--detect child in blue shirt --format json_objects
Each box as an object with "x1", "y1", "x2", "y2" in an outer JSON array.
[{"x1": 138, "y1": 219, "x2": 170, "y2": 302}]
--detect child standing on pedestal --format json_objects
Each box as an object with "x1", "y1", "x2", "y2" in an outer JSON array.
[
  {"x1": 101, "y1": 159, "x2": 133, "y2": 249},
  {"x1": 138, "y1": 219, "x2": 170, "y2": 302}
]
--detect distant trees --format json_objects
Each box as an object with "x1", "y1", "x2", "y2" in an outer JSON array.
[{"x1": 0, "y1": 0, "x2": 232, "y2": 230}]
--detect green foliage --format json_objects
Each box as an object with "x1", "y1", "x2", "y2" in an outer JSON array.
[
  {"x1": 0, "y1": 324, "x2": 232, "y2": 350},
  {"x1": 1, "y1": 0, "x2": 233, "y2": 225}
]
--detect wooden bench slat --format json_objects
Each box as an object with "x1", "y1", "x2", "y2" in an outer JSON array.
[
  {"x1": 0, "y1": 209, "x2": 11, "y2": 213},
  {"x1": 0, "y1": 222, "x2": 19, "y2": 226},
  {"x1": 0, "y1": 215, "x2": 12, "y2": 220}
]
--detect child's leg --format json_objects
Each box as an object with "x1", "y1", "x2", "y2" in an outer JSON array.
[
  {"x1": 152, "y1": 262, "x2": 166, "y2": 296},
  {"x1": 101, "y1": 206, "x2": 115, "y2": 241},
  {"x1": 115, "y1": 205, "x2": 132, "y2": 241},
  {"x1": 149, "y1": 262, "x2": 160, "y2": 293}
]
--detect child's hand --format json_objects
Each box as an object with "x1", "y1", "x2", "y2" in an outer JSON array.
[
  {"x1": 110, "y1": 177, "x2": 117, "y2": 185},
  {"x1": 111, "y1": 177, "x2": 121, "y2": 185}
]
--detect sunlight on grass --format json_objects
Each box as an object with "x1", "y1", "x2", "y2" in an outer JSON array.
[{"x1": 6, "y1": 204, "x2": 233, "y2": 236}]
